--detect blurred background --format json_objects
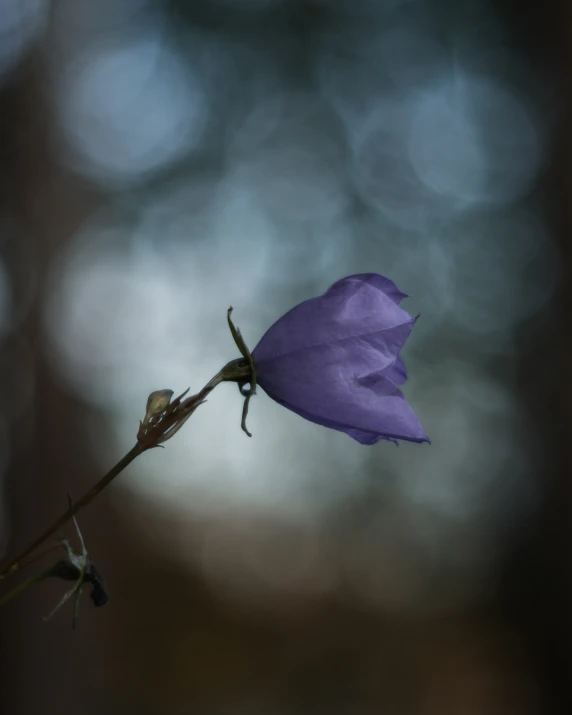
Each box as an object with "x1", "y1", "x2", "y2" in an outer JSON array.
[{"x1": 0, "y1": 0, "x2": 570, "y2": 713}]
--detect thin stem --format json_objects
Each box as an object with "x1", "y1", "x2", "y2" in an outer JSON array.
[
  {"x1": 0, "y1": 568, "x2": 53, "y2": 608},
  {"x1": 10, "y1": 540, "x2": 66, "y2": 576},
  {"x1": 0, "y1": 444, "x2": 145, "y2": 581},
  {"x1": 0, "y1": 358, "x2": 252, "y2": 585}
]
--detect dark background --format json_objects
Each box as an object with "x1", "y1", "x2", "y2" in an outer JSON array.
[{"x1": 0, "y1": 1, "x2": 570, "y2": 713}]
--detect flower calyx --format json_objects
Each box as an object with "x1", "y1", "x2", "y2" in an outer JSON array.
[{"x1": 226, "y1": 306, "x2": 257, "y2": 437}]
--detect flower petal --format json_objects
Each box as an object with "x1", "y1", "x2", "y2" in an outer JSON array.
[
  {"x1": 255, "y1": 316, "x2": 417, "y2": 385},
  {"x1": 383, "y1": 356, "x2": 407, "y2": 385},
  {"x1": 252, "y1": 273, "x2": 428, "y2": 445},
  {"x1": 259, "y1": 364, "x2": 428, "y2": 444},
  {"x1": 252, "y1": 274, "x2": 413, "y2": 370}
]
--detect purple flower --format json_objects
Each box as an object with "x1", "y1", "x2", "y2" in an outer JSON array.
[{"x1": 252, "y1": 274, "x2": 429, "y2": 445}]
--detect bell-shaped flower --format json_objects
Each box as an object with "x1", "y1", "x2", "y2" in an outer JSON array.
[{"x1": 251, "y1": 273, "x2": 429, "y2": 445}]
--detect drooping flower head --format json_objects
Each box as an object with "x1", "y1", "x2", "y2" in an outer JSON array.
[{"x1": 251, "y1": 274, "x2": 428, "y2": 445}]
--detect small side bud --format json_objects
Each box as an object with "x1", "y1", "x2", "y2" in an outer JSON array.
[
  {"x1": 41, "y1": 512, "x2": 108, "y2": 629},
  {"x1": 142, "y1": 389, "x2": 174, "y2": 426}
]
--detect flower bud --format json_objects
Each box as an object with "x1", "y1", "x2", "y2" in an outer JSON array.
[{"x1": 142, "y1": 389, "x2": 174, "y2": 426}]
